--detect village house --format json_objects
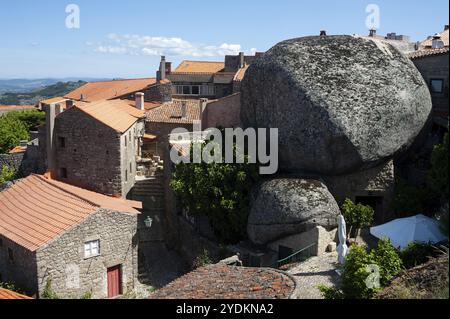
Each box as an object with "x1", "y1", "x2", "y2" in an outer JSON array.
[{"x1": 0, "y1": 174, "x2": 141, "y2": 299}]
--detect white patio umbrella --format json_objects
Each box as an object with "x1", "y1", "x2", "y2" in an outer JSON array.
[{"x1": 370, "y1": 214, "x2": 447, "y2": 249}]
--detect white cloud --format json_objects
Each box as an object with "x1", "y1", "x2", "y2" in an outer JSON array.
[{"x1": 93, "y1": 34, "x2": 255, "y2": 57}]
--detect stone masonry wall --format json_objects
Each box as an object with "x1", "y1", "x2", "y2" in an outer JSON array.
[
  {"x1": 54, "y1": 107, "x2": 123, "y2": 196},
  {"x1": 35, "y1": 209, "x2": 138, "y2": 299},
  {"x1": 0, "y1": 235, "x2": 38, "y2": 296},
  {"x1": 0, "y1": 153, "x2": 24, "y2": 172},
  {"x1": 202, "y1": 93, "x2": 242, "y2": 129}
]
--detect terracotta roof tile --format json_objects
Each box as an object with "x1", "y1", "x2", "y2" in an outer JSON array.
[
  {"x1": 174, "y1": 61, "x2": 225, "y2": 73},
  {"x1": 73, "y1": 99, "x2": 145, "y2": 133},
  {"x1": 0, "y1": 105, "x2": 36, "y2": 111},
  {"x1": 146, "y1": 100, "x2": 200, "y2": 124},
  {"x1": 39, "y1": 97, "x2": 67, "y2": 105},
  {"x1": 0, "y1": 288, "x2": 32, "y2": 299},
  {"x1": 150, "y1": 264, "x2": 295, "y2": 299},
  {"x1": 408, "y1": 47, "x2": 449, "y2": 60},
  {"x1": 420, "y1": 28, "x2": 449, "y2": 48},
  {"x1": 0, "y1": 175, "x2": 141, "y2": 251},
  {"x1": 234, "y1": 65, "x2": 250, "y2": 82},
  {"x1": 64, "y1": 78, "x2": 156, "y2": 102},
  {"x1": 8, "y1": 146, "x2": 27, "y2": 154}
]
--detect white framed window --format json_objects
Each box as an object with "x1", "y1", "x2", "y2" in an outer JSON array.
[{"x1": 84, "y1": 240, "x2": 100, "y2": 258}]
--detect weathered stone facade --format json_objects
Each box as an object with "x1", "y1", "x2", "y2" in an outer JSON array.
[
  {"x1": 202, "y1": 93, "x2": 242, "y2": 129},
  {"x1": 53, "y1": 107, "x2": 144, "y2": 197},
  {"x1": 0, "y1": 209, "x2": 138, "y2": 299}
]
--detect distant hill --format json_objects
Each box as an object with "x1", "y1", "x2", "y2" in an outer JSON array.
[
  {"x1": 0, "y1": 78, "x2": 109, "y2": 94},
  {"x1": 0, "y1": 81, "x2": 88, "y2": 105}
]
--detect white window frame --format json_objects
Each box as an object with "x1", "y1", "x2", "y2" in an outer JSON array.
[{"x1": 84, "y1": 240, "x2": 100, "y2": 259}]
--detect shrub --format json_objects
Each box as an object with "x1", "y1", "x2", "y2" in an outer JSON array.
[
  {"x1": 341, "y1": 198, "x2": 374, "y2": 237},
  {"x1": 392, "y1": 179, "x2": 432, "y2": 217},
  {"x1": 400, "y1": 242, "x2": 437, "y2": 269},
  {"x1": 371, "y1": 238, "x2": 403, "y2": 287},
  {"x1": 0, "y1": 165, "x2": 16, "y2": 184},
  {"x1": 192, "y1": 249, "x2": 213, "y2": 269},
  {"x1": 317, "y1": 285, "x2": 343, "y2": 299},
  {"x1": 8, "y1": 110, "x2": 45, "y2": 131},
  {"x1": 41, "y1": 279, "x2": 59, "y2": 299},
  {"x1": 0, "y1": 282, "x2": 23, "y2": 294}
]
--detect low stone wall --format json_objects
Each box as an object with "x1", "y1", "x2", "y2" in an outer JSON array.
[{"x1": 0, "y1": 153, "x2": 24, "y2": 172}]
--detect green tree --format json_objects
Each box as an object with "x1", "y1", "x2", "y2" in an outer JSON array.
[
  {"x1": 371, "y1": 238, "x2": 403, "y2": 287},
  {"x1": 9, "y1": 109, "x2": 45, "y2": 131},
  {"x1": 0, "y1": 114, "x2": 29, "y2": 153},
  {"x1": 341, "y1": 198, "x2": 374, "y2": 238},
  {"x1": 170, "y1": 141, "x2": 259, "y2": 244},
  {"x1": 0, "y1": 165, "x2": 16, "y2": 184}
]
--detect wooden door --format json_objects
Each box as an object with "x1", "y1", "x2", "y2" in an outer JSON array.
[{"x1": 107, "y1": 265, "x2": 122, "y2": 298}]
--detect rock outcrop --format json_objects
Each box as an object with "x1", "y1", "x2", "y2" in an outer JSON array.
[
  {"x1": 240, "y1": 35, "x2": 432, "y2": 175},
  {"x1": 247, "y1": 178, "x2": 340, "y2": 245}
]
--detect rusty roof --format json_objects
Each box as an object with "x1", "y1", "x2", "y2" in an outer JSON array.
[
  {"x1": 73, "y1": 99, "x2": 145, "y2": 133},
  {"x1": 146, "y1": 100, "x2": 200, "y2": 124},
  {"x1": 64, "y1": 78, "x2": 156, "y2": 102},
  {"x1": 0, "y1": 174, "x2": 141, "y2": 252},
  {"x1": 150, "y1": 264, "x2": 295, "y2": 299},
  {"x1": 409, "y1": 47, "x2": 449, "y2": 60},
  {"x1": 0, "y1": 288, "x2": 32, "y2": 299},
  {"x1": 174, "y1": 61, "x2": 225, "y2": 73}
]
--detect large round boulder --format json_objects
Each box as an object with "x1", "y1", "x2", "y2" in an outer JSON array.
[
  {"x1": 247, "y1": 178, "x2": 340, "y2": 245},
  {"x1": 241, "y1": 35, "x2": 432, "y2": 175}
]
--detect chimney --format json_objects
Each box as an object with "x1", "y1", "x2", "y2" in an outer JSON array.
[
  {"x1": 369, "y1": 29, "x2": 377, "y2": 37},
  {"x1": 199, "y1": 98, "x2": 208, "y2": 114},
  {"x1": 320, "y1": 30, "x2": 327, "y2": 37},
  {"x1": 66, "y1": 99, "x2": 74, "y2": 109},
  {"x1": 80, "y1": 94, "x2": 85, "y2": 101},
  {"x1": 158, "y1": 56, "x2": 167, "y2": 82},
  {"x1": 46, "y1": 103, "x2": 57, "y2": 178},
  {"x1": 444, "y1": 25, "x2": 449, "y2": 31},
  {"x1": 239, "y1": 52, "x2": 245, "y2": 68},
  {"x1": 432, "y1": 33, "x2": 444, "y2": 49},
  {"x1": 135, "y1": 92, "x2": 145, "y2": 111},
  {"x1": 181, "y1": 101, "x2": 187, "y2": 118}
]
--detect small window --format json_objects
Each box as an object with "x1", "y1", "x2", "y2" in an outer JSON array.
[
  {"x1": 125, "y1": 137, "x2": 127, "y2": 147},
  {"x1": 59, "y1": 168, "x2": 68, "y2": 179},
  {"x1": 84, "y1": 240, "x2": 100, "y2": 258},
  {"x1": 58, "y1": 137, "x2": 66, "y2": 148},
  {"x1": 192, "y1": 85, "x2": 200, "y2": 95},
  {"x1": 125, "y1": 170, "x2": 128, "y2": 182},
  {"x1": 430, "y1": 79, "x2": 444, "y2": 93},
  {"x1": 130, "y1": 162, "x2": 132, "y2": 172},
  {"x1": 129, "y1": 131, "x2": 132, "y2": 142},
  {"x1": 8, "y1": 248, "x2": 14, "y2": 263},
  {"x1": 183, "y1": 86, "x2": 191, "y2": 95}
]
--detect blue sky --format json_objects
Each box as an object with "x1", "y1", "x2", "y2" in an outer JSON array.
[{"x1": 0, "y1": 0, "x2": 448, "y2": 79}]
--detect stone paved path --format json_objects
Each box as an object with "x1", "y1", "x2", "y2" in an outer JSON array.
[{"x1": 287, "y1": 252, "x2": 341, "y2": 299}]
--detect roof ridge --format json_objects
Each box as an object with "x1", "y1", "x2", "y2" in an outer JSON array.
[{"x1": 88, "y1": 77, "x2": 156, "y2": 83}]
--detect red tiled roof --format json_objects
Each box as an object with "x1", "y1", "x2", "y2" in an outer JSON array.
[
  {"x1": 174, "y1": 61, "x2": 225, "y2": 73},
  {"x1": 420, "y1": 28, "x2": 449, "y2": 48},
  {"x1": 0, "y1": 105, "x2": 36, "y2": 111},
  {"x1": 64, "y1": 78, "x2": 157, "y2": 102},
  {"x1": 73, "y1": 99, "x2": 145, "y2": 133},
  {"x1": 0, "y1": 174, "x2": 141, "y2": 251},
  {"x1": 146, "y1": 100, "x2": 200, "y2": 124},
  {"x1": 234, "y1": 65, "x2": 250, "y2": 82},
  {"x1": 8, "y1": 146, "x2": 27, "y2": 154},
  {"x1": 408, "y1": 47, "x2": 449, "y2": 60},
  {"x1": 39, "y1": 97, "x2": 67, "y2": 105},
  {"x1": 0, "y1": 288, "x2": 32, "y2": 299},
  {"x1": 150, "y1": 264, "x2": 295, "y2": 299}
]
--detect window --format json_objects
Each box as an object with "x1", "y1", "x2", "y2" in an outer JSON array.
[
  {"x1": 183, "y1": 86, "x2": 191, "y2": 95},
  {"x1": 59, "y1": 168, "x2": 68, "y2": 179},
  {"x1": 430, "y1": 79, "x2": 444, "y2": 94},
  {"x1": 125, "y1": 170, "x2": 128, "y2": 182},
  {"x1": 84, "y1": 240, "x2": 100, "y2": 258},
  {"x1": 8, "y1": 248, "x2": 14, "y2": 263},
  {"x1": 129, "y1": 131, "x2": 132, "y2": 142},
  {"x1": 130, "y1": 162, "x2": 132, "y2": 172},
  {"x1": 58, "y1": 137, "x2": 66, "y2": 148},
  {"x1": 191, "y1": 85, "x2": 200, "y2": 95}
]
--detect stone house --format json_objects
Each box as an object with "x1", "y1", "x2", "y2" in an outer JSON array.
[
  {"x1": 47, "y1": 98, "x2": 146, "y2": 197},
  {"x1": 0, "y1": 174, "x2": 141, "y2": 299}
]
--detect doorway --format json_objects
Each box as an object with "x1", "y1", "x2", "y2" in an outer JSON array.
[{"x1": 107, "y1": 265, "x2": 122, "y2": 298}]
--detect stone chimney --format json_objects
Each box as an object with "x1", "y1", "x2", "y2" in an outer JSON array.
[
  {"x1": 80, "y1": 94, "x2": 85, "y2": 101},
  {"x1": 135, "y1": 92, "x2": 145, "y2": 111},
  {"x1": 369, "y1": 29, "x2": 377, "y2": 37},
  {"x1": 46, "y1": 103, "x2": 57, "y2": 178},
  {"x1": 66, "y1": 100, "x2": 74, "y2": 109},
  {"x1": 157, "y1": 56, "x2": 167, "y2": 82},
  {"x1": 199, "y1": 98, "x2": 208, "y2": 114},
  {"x1": 432, "y1": 33, "x2": 444, "y2": 49},
  {"x1": 320, "y1": 30, "x2": 327, "y2": 37},
  {"x1": 239, "y1": 52, "x2": 245, "y2": 68},
  {"x1": 181, "y1": 101, "x2": 187, "y2": 118},
  {"x1": 444, "y1": 25, "x2": 449, "y2": 31}
]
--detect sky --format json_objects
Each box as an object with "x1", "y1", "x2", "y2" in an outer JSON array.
[{"x1": 0, "y1": 0, "x2": 448, "y2": 79}]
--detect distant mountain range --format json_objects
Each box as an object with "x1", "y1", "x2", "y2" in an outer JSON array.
[
  {"x1": 0, "y1": 80, "x2": 97, "y2": 105},
  {"x1": 0, "y1": 78, "x2": 110, "y2": 94}
]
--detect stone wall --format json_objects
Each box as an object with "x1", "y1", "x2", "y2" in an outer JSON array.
[
  {"x1": 323, "y1": 160, "x2": 395, "y2": 222},
  {"x1": 202, "y1": 93, "x2": 242, "y2": 129},
  {"x1": 35, "y1": 209, "x2": 138, "y2": 299},
  {"x1": 412, "y1": 53, "x2": 449, "y2": 124},
  {"x1": 0, "y1": 153, "x2": 24, "y2": 172},
  {"x1": 53, "y1": 107, "x2": 123, "y2": 196},
  {"x1": 144, "y1": 82, "x2": 172, "y2": 103},
  {"x1": 0, "y1": 235, "x2": 38, "y2": 296}
]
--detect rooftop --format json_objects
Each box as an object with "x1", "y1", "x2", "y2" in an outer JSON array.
[
  {"x1": 39, "y1": 97, "x2": 67, "y2": 105},
  {"x1": 64, "y1": 78, "x2": 157, "y2": 102},
  {"x1": 420, "y1": 26, "x2": 449, "y2": 48},
  {"x1": 408, "y1": 47, "x2": 449, "y2": 60},
  {"x1": 0, "y1": 105, "x2": 36, "y2": 111},
  {"x1": 234, "y1": 64, "x2": 250, "y2": 82},
  {"x1": 0, "y1": 174, "x2": 141, "y2": 251},
  {"x1": 0, "y1": 288, "x2": 32, "y2": 300},
  {"x1": 73, "y1": 99, "x2": 146, "y2": 133},
  {"x1": 173, "y1": 61, "x2": 225, "y2": 74},
  {"x1": 149, "y1": 264, "x2": 295, "y2": 299},
  {"x1": 146, "y1": 99, "x2": 200, "y2": 125}
]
